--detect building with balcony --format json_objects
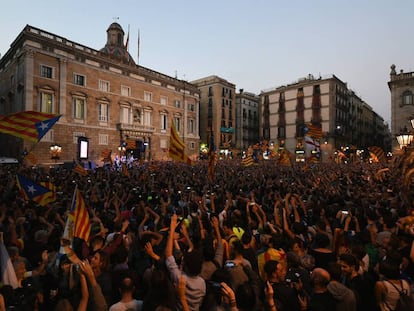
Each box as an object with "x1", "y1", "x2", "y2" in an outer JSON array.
[
  {"x1": 388, "y1": 64, "x2": 414, "y2": 150},
  {"x1": 260, "y1": 74, "x2": 389, "y2": 161},
  {"x1": 235, "y1": 89, "x2": 260, "y2": 150},
  {"x1": 191, "y1": 75, "x2": 235, "y2": 157},
  {"x1": 0, "y1": 23, "x2": 200, "y2": 164}
]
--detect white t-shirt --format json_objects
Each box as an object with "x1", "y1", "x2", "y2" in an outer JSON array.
[{"x1": 109, "y1": 299, "x2": 143, "y2": 311}]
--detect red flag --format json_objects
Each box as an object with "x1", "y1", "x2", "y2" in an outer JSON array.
[
  {"x1": 69, "y1": 189, "x2": 91, "y2": 242},
  {"x1": 0, "y1": 111, "x2": 61, "y2": 142}
]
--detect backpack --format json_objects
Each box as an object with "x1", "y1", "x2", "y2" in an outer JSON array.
[{"x1": 384, "y1": 280, "x2": 414, "y2": 311}]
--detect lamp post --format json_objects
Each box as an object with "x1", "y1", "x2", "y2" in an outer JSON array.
[
  {"x1": 396, "y1": 126, "x2": 413, "y2": 151},
  {"x1": 50, "y1": 143, "x2": 62, "y2": 164}
]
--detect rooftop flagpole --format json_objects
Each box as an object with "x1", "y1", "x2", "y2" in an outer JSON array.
[{"x1": 137, "y1": 28, "x2": 140, "y2": 65}]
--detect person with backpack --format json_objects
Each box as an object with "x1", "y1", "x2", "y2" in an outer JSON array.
[{"x1": 375, "y1": 252, "x2": 413, "y2": 311}]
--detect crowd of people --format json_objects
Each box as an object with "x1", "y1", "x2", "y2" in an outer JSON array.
[{"x1": 0, "y1": 156, "x2": 413, "y2": 311}]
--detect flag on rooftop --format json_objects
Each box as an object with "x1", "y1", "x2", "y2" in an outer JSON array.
[
  {"x1": 125, "y1": 24, "x2": 130, "y2": 51},
  {"x1": 16, "y1": 174, "x2": 55, "y2": 206},
  {"x1": 168, "y1": 120, "x2": 192, "y2": 164},
  {"x1": 0, "y1": 111, "x2": 61, "y2": 142}
]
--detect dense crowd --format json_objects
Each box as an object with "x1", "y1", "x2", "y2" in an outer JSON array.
[{"x1": 0, "y1": 157, "x2": 413, "y2": 311}]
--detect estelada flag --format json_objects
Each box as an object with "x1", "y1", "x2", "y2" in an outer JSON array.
[
  {"x1": 304, "y1": 123, "x2": 323, "y2": 140},
  {"x1": 16, "y1": 175, "x2": 55, "y2": 206},
  {"x1": 0, "y1": 111, "x2": 61, "y2": 142}
]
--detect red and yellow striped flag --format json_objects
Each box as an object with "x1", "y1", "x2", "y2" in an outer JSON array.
[
  {"x1": 69, "y1": 188, "x2": 91, "y2": 242},
  {"x1": 168, "y1": 120, "x2": 192, "y2": 164},
  {"x1": 241, "y1": 155, "x2": 255, "y2": 167},
  {"x1": 73, "y1": 163, "x2": 88, "y2": 176},
  {"x1": 368, "y1": 146, "x2": 385, "y2": 163}
]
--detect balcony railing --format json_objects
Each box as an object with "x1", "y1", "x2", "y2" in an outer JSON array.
[{"x1": 117, "y1": 123, "x2": 155, "y2": 133}]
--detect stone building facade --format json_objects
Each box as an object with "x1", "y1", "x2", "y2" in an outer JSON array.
[
  {"x1": 260, "y1": 74, "x2": 389, "y2": 161},
  {"x1": 0, "y1": 23, "x2": 200, "y2": 165},
  {"x1": 190, "y1": 75, "x2": 235, "y2": 156},
  {"x1": 388, "y1": 64, "x2": 414, "y2": 150}
]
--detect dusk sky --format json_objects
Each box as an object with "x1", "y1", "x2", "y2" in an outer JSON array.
[{"x1": 1, "y1": 0, "x2": 413, "y2": 126}]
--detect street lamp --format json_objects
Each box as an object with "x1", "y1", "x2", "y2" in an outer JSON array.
[
  {"x1": 50, "y1": 143, "x2": 62, "y2": 163},
  {"x1": 396, "y1": 126, "x2": 413, "y2": 150}
]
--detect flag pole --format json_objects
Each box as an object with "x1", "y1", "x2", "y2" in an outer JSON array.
[
  {"x1": 56, "y1": 184, "x2": 77, "y2": 266},
  {"x1": 137, "y1": 28, "x2": 140, "y2": 65}
]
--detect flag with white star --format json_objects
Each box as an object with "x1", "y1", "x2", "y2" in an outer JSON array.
[
  {"x1": 0, "y1": 111, "x2": 61, "y2": 142},
  {"x1": 16, "y1": 174, "x2": 53, "y2": 204}
]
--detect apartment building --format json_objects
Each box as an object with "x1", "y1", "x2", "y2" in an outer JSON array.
[
  {"x1": 191, "y1": 75, "x2": 235, "y2": 156},
  {"x1": 235, "y1": 89, "x2": 260, "y2": 150},
  {"x1": 260, "y1": 74, "x2": 389, "y2": 161}
]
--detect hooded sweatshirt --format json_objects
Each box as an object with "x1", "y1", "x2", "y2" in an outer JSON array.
[{"x1": 327, "y1": 281, "x2": 357, "y2": 311}]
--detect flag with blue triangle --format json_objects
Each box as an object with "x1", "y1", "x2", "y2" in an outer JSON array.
[
  {"x1": 16, "y1": 174, "x2": 53, "y2": 205},
  {"x1": 0, "y1": 111, "x2": 61, "y2": 142}
]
